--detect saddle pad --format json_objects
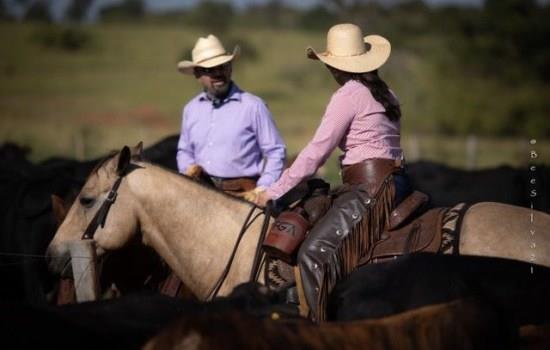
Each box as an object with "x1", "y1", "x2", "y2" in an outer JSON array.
[
  {"x1": 266, "y1": 258, "x2": 295, "y2": 291},
  {"x1": 460, "y1": 202, "x2": 550, "y2": 267},
  {"x1": 440, "y1": 202, "x2": 468, "y2": 255}
]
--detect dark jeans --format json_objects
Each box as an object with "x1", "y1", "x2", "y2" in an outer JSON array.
[{"x1": 394, "y1": 173, "x2": 413, "y2": 205}]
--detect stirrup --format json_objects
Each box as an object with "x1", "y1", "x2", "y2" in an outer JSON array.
[{"x1": 286, "y1": 286, "x2": 299, "y2": 305}]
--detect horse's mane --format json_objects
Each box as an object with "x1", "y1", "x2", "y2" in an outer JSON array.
[
  {"x1": 89, "y1": 151, "x2": 118, "y2": 175},
  {"x1": 89, "y1": 149, "x2": 148, "y2": 175},
  {"x1": 136, "y1": 160, "x2": 256, "y2": 206},
  {"x1": 89, "y1": 149, "x2": 256, "y2": 206}
]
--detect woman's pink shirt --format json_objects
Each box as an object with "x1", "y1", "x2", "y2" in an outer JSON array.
[{"x1": 266, "y1": 79, "x2": 403, "y2": 199}]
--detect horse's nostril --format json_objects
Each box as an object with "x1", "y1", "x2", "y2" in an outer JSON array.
[
  {"x1": 45, "y1": 245, "x2": 71, "y2": 276},
  {"x1": 45, "y1": 245, "x2": 58, "y2": 261}
]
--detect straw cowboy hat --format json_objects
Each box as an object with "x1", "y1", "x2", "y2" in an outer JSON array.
[
  {"x1": 306, "y1": 23, "x2": 391, "y2": 73},
  {"x1": 177, "y1": 34, "x2": 240, "y2": 75}
]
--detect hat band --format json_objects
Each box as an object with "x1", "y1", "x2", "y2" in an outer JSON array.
[
  {"x1": 195, "y1": 52, "x2": 230, "y2": 65},
  {"x1": 326, "y1": 42, "x2": 373, "y2": 57},
  {"x1": 327, "y1": 49, "x2": 369, "y2": 58}
]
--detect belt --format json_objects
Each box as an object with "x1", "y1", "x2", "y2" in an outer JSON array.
[
  {"x1": 210, "y1": 176, "x2": 258, "y2": 192},
  {"x1": 341, "y1": 158, "x2": 403, "y2": 197}
]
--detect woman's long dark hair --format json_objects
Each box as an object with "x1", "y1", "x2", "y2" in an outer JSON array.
[{"x1": 336, "y1": 69, "x2": 401, "y2": 122}]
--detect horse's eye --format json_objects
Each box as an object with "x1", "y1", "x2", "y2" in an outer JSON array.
[{"x1": 79, "y1": 196, "x2": 95, "y2": 208}]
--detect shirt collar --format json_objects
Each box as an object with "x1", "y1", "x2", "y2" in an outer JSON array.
[{"x1": 198, "y1": 82, "x2": 242, "y2": 105}]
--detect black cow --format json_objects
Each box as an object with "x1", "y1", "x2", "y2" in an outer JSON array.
[
  {"x1": 0, "y1": 155, "x2": 85, "y2": 303},
  {"x1": 329, "y1": 254, "x2": 550, "y2": 327},
  {"x1": 3, "y1": 255, "x2": 549, "y2": 349},
  {"x1": 0, "y1": 283, "x2": 287, "y2": 349},
  {"x1": 0, "y1": 142, "x2": 33, "y2": 174},
  {"x1": 407, "y1": 161, "x2": 549, "y2": 212}
]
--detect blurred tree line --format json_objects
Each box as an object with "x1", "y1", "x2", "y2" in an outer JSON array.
[
  {"x1": 111, "y1": 0, "x2": 550, "y2": 137},
  {"x1": 3, "y1": 0, "x2": 549, "y2": 137}
]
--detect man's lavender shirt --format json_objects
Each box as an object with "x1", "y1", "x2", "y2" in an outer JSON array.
[{"x1": 177, "y1": 83, "x2": 286, "y2": 187}]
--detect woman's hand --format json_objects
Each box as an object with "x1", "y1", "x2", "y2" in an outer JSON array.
[
  {"x1": 255, "y1": 189, "x2": 272, "y2": 207},
  {"x1": 242, "y1": 187, "x2": 272, "y2": 207}
]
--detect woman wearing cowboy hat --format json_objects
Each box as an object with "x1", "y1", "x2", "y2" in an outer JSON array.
[
  {"x1": 252, "y1": 23, "x2": 412, "y2": 322},
  {"x1": 176, "y1": 34, "x2": 286, "y2": 194}
]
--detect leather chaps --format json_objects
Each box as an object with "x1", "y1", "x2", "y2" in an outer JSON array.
[{"x1": 297, "y1": 159, "x2": 402, "y2": 322}]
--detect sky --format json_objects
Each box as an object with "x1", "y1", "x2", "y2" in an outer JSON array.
[
  {"x1": 4, "y1": 0, "x2": 547, "y2": 22},
  {"x1": 144, "y1": 0, "x2": 484, "y2": 13}
]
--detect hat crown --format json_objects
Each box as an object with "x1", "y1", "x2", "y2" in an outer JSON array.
[
  {"x1": 326, "y1": 23, "x2": 366, "y2": 57},
  {"x1": 191, "y1": 34, "x2": 227, "y2": 64}
]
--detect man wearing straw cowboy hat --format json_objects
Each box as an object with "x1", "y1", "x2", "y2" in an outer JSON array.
[
  {"x1": 253, "y1": 23, "x2": 412, "y2": 322},
  {"x1": 176, "y1": 34, "x2": 286, "y2": 194}
]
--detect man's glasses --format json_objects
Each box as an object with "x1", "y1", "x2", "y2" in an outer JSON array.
[{"x1": 195, "y1": 63, "x2": 231, "y2": 75}]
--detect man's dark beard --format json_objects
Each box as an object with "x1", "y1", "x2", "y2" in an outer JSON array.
[{"x1": 206, "y1": 81, "x2": 232, "y2": 107}]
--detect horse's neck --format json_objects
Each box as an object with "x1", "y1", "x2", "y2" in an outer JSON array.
[{"x1": 128, "y1": 164, "x2": 264, "y2": 299}]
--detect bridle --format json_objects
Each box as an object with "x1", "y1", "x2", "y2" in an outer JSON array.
[
  {"x1": 81, "y1": 174, "x2": 125, "y2": 240},
  {"x1": 77, "y1": 165, "x2": 272, "y2": 301}
]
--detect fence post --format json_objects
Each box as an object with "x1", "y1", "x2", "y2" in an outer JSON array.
[
  {"x1": 73, "y1": 130, "x2": 86, "y2": 161},
  {"x1": 408, "y1": 133, "x2": 421, "y2": 161},
  {"x1": 466, "y1": 135, "x2": 478, "y2": 170}
]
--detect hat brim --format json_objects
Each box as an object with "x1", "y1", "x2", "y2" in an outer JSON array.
[
  {"x1": 177, "y1": 45, "x2": 240, "y2": 75},
  {"x1": 306, "y1": 35, "x2": 391, "y2": 73}
]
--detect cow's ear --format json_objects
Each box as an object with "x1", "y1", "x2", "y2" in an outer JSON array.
[
  {"x1": 117, "y1": 146, "x2": 131, "y2": 176},
  {"x1": 130, "y1": 141, "x2": 144, "y2": 161}
]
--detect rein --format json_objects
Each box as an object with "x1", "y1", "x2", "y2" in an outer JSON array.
[
  {"x1": 82, "y1": 175, "x2": 124, "y2": 240},
  {"x1": 206, "y1": 203, "x2": 268, "y2": 301},
  {"x1": 249, "y1": 200, "x2": 272, "y2": 281}
]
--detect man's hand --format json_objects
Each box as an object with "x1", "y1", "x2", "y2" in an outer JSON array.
[{"x1": 185, "y1": 164, "x2": 204, "y2": 179}]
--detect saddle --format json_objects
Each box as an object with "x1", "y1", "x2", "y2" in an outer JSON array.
[
  {"x1": 370, "y1": 190, "x2": 447, "y2": 260},
  {"x1": 263, "y1": 179, "x2": 332, "y2": 265},
  {"x1": 262, "y1": 179, "x2": 441, "y2": 263}
]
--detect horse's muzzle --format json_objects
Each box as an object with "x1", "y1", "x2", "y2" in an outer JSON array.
[{"x1": 46, "y1": 245, "x2": 72, "y2": 278}]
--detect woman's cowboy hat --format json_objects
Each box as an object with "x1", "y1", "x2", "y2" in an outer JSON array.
[
  {"x1": 306, "y1": 23, "x2": 391, "y2": 73},
  {"x1": 177, "y1": 34, "x2": 240, "y2": 75}
]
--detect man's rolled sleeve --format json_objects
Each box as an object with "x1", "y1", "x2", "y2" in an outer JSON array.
[{"x1": 254, "y1": 102, "x2": 286, "y2": 187}]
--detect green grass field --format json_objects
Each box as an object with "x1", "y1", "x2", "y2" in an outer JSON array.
[{"x1": 1, "y1": 21, "x2": 548, "y2": 184}]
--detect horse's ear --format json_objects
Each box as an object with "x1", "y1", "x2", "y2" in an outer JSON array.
[
  {"x1": 130, "y1": 141, "x2": 144, "y2": 161},
  {"x1": 117, "y1": 146, "x2": 131, "y2": 176}
]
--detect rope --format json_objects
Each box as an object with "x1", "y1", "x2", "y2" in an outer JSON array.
[
  {"x1": 0, "y1": 252, "x2": 93, "y2": 259},
  {"x1": 0, "y1": 252, "x2": 93, "y2": 267}
]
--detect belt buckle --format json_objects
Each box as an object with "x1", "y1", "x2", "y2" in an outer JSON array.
[
  {"x1": 210, "y1": 176, "x2": 224, "y2": 188},
  {"x1": 393, "y1": 156, "x2": 407, "y2": 169}
]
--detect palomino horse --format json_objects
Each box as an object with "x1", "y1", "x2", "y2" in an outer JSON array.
[{"x1": 47, "y1": 145, "x2": 550, "y2": 302}]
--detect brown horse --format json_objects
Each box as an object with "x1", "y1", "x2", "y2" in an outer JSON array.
[
  {"x1": 143, "y1": 298, "x2": 515, "y2": 350},
  {"x1": 47, "y1": 145, "x2": 550, "y2": 302}
]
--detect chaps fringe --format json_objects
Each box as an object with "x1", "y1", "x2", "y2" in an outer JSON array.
[{"x1": 316, "y1": 178, "x2": 396, "y2": 322}]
